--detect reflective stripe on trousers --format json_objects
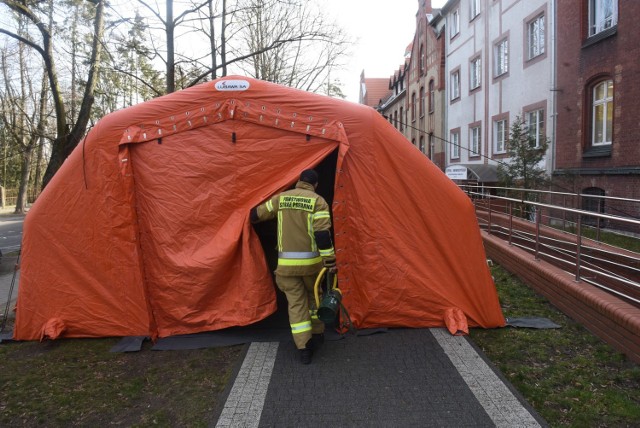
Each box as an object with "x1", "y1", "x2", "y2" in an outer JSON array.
[{"x1": 291, "y1": 320, "x2": 312, "y2": 334}]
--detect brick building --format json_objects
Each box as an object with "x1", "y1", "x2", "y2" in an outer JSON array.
[
  {"x1": 379, "y1": 62, "x2": 409, "y2": 137},
  {"x1": 554, "y1": 0, "x2": 640, "y2": 216},
  {"x1": 405, "y1": 0, "x2": 446, "y2": 170}
]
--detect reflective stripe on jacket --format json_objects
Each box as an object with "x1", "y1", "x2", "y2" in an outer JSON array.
[{"x1": 256, "y1": 181, "x2": 334, "y2": 276}]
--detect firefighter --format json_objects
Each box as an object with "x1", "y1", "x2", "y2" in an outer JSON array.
[{"x1": 251, "y1": 169, "x2": 336, "y2": 364}]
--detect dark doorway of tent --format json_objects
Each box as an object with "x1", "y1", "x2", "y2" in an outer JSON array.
[{"x1": 250, "y1": 147, "x2": 338, "y2": 330}]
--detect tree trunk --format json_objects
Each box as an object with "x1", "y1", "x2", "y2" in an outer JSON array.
[
  {"x1": 221, "y1": 0, "x2": 227, "y2": 77},
  {"x1": 209, "y1": 0, "x2": 217, "y2": 80},
  {"x1": 33, "y1": 133, "x2": 44, "y2": 192},
  {"x1": 166, "y1": 0, "x2": 175, "y2": 93},
  {"x1": 31, "y1": 67, "x2": 49, "y2": 197},
  {"x1": 41, "y1": 0, "x2": 105, "y2": 189},
  {"x1": 15, "y1": 147, "x2": 32, "y2": 214},
  {"x1": 70, "y1": 1, "x2": 79, "y2": 120}
]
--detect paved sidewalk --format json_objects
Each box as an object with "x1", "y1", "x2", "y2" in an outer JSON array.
[
  {"x1": 0, "y1": 270, "x2": 19, "y2": 308},
  {"x1": 0, "y1": 206, "x2": 24, "y2": 329},
  {"x1": 213, "y1": 329, "x2": 547, "y2": 427}
]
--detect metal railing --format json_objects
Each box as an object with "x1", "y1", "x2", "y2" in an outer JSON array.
[
  {"x1": 459, "y1": 185, "x2": 640, "y2": 306},
  {"x1": 1, "y1": 187, "x2": 39, "y2": 208}
]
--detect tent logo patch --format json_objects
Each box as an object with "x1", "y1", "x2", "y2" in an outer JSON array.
[{"x1": 215, "y1": 80, "x2": 250, "y2": 91}]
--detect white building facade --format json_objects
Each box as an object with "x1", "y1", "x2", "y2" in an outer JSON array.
[{"x1": 437, "y1": 0, "x2": 555, "y2": 183}]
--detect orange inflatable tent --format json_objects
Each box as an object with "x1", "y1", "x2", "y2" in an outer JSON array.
[{"x1": 14, "y1": 76, "x2": 505, "y2": 340}]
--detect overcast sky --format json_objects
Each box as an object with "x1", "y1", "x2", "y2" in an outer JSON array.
[{"x1": 325, "y1": 0, "x2": 447, "y2": 102}]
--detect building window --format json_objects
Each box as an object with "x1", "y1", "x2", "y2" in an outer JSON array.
[
  {"x1": 527, "y1": 14, "x2": 545, "y2": 59},
  {"x1": 399, "y1": 107, "x2": 404, "y2": 131},
  {"x1": 450, "y1": 70, "x2": 460, "y2": 100},
  {"x1": 428, "y1": 134, "x2": 434, "y2": 159},
  {"x1": 470, "y1": 0, "x2": 480, "y2": 20},
  {"x1": 592, "y1": 80, "x2": 613, "y2": 146},
  {"x1": 450, "y1": 9, "x2": 460, "y2": 38},
  {"x1": 494, "y1": 119, "x2": 507, "y2": 153},
  {"x1": 525, "y1": 109, "x2": 545, "y2": 148},
  {"x1": 419, "y1": 86, "x2": 425, "y2": 117},
  {"x1": 470, "y1": 126, "x2": 481, "y2": 156},
  {"x1": 470, "y1": 57, "x2": 481, "y2": 90},
  {"x1": 589, "y1": 0, "x2": 618, "y2": 36},
  {"x1": 428, "y1": 80, "x2": 435, "y2": 114},
  {"x1": 582, "y1": 187, "x2": 606, "y2": 227},
  {"x1": 419, "y1": 44, "x2": 425, "y2": 75},
  {"x1": 495, "y1": 39, "x2": 508, "y2": 77},
  {"x1": 411, "y1": 92, "x2": 417, "y2": 122},
  {"x1": 451, "y1": 131, "x2": 460, "y2": 159},
  {"x1": 394, "y1": 111, "x2": 398, "y2": 129},
  {"x1": 419, "y1": 136, "x2": 425, "y2": 153}
]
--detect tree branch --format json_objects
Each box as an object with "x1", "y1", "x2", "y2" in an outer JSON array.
[{"x1": 0, "y1": 28, "x2": 46, "y2": 57}]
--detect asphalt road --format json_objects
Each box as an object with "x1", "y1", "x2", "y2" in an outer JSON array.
[{"x1": 0, "y1": 215, "x2": 24, "y2": 253}]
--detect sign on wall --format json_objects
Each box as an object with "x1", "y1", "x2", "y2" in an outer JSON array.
[{"x1": 445, "y1": 166, "x2": 468, "y2": 181}]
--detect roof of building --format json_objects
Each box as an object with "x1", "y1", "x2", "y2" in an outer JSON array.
[{"x1": 362, "y1": 78, "x2": 391, "y2": 108}]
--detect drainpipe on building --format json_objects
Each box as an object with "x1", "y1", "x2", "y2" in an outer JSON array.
[{"x1": 550, "y1": 0, "x2": 558, "y2": 176}]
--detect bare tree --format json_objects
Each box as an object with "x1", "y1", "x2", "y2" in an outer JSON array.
[
  {"x1": 0, "y1": 12, "x2": 51, "y2": 212},
  {"x1": 235, "y1": 0, "x2": 349, "y2": 94},
  {"x1": 128, "y1": 0, "x2": 348, "y2": 93},
  {"x1": 0, "y1": 0, "x2": 105, "y2": 189},
  {"x1": 137, "y1": 0, "x2": 211, "y2": 93}
]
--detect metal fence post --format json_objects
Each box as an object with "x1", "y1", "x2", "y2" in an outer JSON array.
[
  {"x1": 487, "y1": 197, "x2": 492, "y2": 235},
  {"x1": 535, "y1": 206, "x2": 540, "y2": 260},
  {"x1": 575, "y1": 215, "x2": 582, "y2": 282},
  {"x1": 508, "y1": 202, "x2": 513, "y2": 246},
  {"x1": 562, "y1": 195, "x2": 566, "y2": 231}
]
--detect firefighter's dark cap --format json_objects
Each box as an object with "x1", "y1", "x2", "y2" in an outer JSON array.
[{"x1": 300, "y1": 169, "x2": 318, "y2": 185}]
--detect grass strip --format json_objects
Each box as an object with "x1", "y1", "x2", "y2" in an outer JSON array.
[
  {"x1": 471, "y1": 265, "x2": 640, "y2": 426},
  {"x1": 0, "y1": 338, "x2": 243, "y2": 427}
]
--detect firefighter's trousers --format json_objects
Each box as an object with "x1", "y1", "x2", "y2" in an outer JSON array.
[{"x1": 275, "y1": 273, "x2": 325, "y2": 349}]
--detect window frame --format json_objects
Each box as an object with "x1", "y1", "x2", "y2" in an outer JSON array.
[
  {"x1": 589, "y1": 0, "x2": 618, "y2": 37},
  {"x1": 450, "y1": 68, "x2": 461, "y2": 102},
  {"x1": 428, "y1": 134, "x2": 434, "y2": 159},
  {"x1": 470, "y1": 0, "x2": 480, "y2": 20},
  {"x1": 450, "y1": 9, "x2": 460, "y2": 39},
  {"x1": 469, "y1": 124, "x2": 482, "y2": 157},
  {"x1": 428, "y1": 79, "x2": 435, "y2": 114},
  {"x1": 493, "y1": 117, "x2": 508, "y2": 154},
  {"x1": 450, "y1": 129, "x2": 461, "y2": 160},
  {"x1": 525, "y1": 109, "x2": 545, "y2": 149},
  {"x1": 494, "y1": 38, "x2": 509, "y2": 78},
  {"x1": 591, "y1": 79, "x2": 614, "y2": 147},
  {"x1": 419, "y1": 86, "x2": 425, "y2": 118},
  {"x1": 411, "y1": 91, "x2": 417, "y2": 122},
  {"x1": 527, "y1": 14, "x2": 545, "y2": 60},
  {"x1": 470, "y1": 56, "x2": 482, "y2": 92}
]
